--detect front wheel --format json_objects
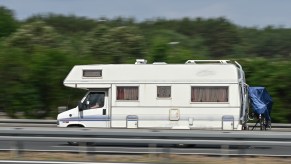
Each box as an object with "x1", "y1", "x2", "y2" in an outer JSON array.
[
  {"x1": 67, "y1": 125, "x2": 84, "y2": 145},
  {"x1": 68, "y1": 141, "x2": 78, "y2": 146}
]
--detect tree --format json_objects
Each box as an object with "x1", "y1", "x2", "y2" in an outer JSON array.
[
  {"x1": 0, "y1": 45, "x2": 82, "y2": 118},
  {"x1": 86, "y1": 25, "x2": 146, "y2": 63},
  {"x1": 196, "y1": 18, "x2": 240, "y2": 58},
  {"x1": 25, "y1": 14, "x2": 98, "y2": 34},
  {"x1": 0, "y1": 6, "x2": 18, "y2": 38},
  {"x1": 0, "y1": 46, "x2": 31, "y2": 118},
  {"x1": 244, "y1": 26, "x2": 291, "y2": 58},
  {"x1": 5, "y1": 21, "x2": 61, "y2": 52}
]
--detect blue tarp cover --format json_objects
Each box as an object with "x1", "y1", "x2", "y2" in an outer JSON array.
[{"x1": 248, "y1": 87, "x2": 273, "y2": 121}]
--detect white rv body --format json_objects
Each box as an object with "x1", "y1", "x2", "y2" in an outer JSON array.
[{"x1": 57, "y1": 60, "x2": 248, "y2": 130}]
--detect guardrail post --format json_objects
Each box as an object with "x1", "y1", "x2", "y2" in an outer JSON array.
[
  {"x1": 10, "y1": 140, "x2": 23, "y2": 158},
  {"x1": 78, "y1": 142, "x2": 87, "y2": 156},
  {"x1": 221, "y1": 144, "x2": 229, "y2": 159},
  {"x1": 148, "y1": 143, "x2": 157, "y2": 161},
  {"x1": 78, "y1": 142, "x2": 96, "y2": 161},
  {"x1": 86, "y1": 143, "x2": 96, "y2": 161},
  {"x1": 161, "y1": 145, "x2": 171, "y2": 163},
  {"x1": 238, "y1": 145, "x2": 246, "y2": 164}
]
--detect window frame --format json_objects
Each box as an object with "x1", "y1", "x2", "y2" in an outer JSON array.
[
  {"x1": 116, "y1": 86, "x2": 139, "y2": 101},
  {"x1": 190, "y1": 86, "x2": 229, "y2": 103},
  {"x1": 157, "y1": 86, "x2": 171, "y2": 99},
  {"x1": 83, "y1": 91, "x2": 105, "y2": 110}
]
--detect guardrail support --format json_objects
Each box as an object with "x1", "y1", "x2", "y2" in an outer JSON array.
[
  {"x1": 221, "y1": 144, "x2": 229, "y2": 159},
  {"x1": 161, "y1": 146, "x2": 171, "y2": 163},
  {"x1": 238, "y1": 145, "x2": 246, "y2": 164},
  {"x1": 10, "y1": 140, "x2": 23, "y2": 158},
  {"x1": 77, "y1": 141, "x2": 89, "y2": 161},
  {"x1": 148, "y1": 143, "x2": 157, "y2": 160}
]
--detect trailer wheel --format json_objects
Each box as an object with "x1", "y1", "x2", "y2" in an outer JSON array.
[
  {"x1": 260, "y1": 117, "x2": 271, "y2": 131},
  {"x1": 242, "y1": 125, "x2": 248, "y2": 130},
  {"x1": 260, "y1": 117, "x2": 266, "y2": 130}
]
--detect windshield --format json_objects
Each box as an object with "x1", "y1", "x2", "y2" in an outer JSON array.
[{"x1": 84, "y1": 92, "x2": 105, "y2": 109}]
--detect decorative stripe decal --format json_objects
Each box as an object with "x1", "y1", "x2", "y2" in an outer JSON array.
[{"x1": 60, "y1": 116, "x2": 111, "y2": 122}]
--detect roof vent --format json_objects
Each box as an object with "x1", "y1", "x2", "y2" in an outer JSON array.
[
  {"x1": 185, "y1": 60, "x2": 230, "y2": 64},
  {"x1": 135, "y1": 59, "x2": 147, "y2": 64},
  {"x1": 153, "y1": 62, "x2": 167, "y2": 64}
]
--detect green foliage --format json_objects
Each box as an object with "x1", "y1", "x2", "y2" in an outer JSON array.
[
  {"x1": 179, "y1": 17, "x2": 240, "y2": 58},
  {"x1": 25, "y1": 14, "x2": 99, "y2": 34},
  {"x1": 0, "y1": 47, "x2": 28, "y2": 118},
  {"x1": 4, "y1": 21, "x2": 61, "y2": 53},
  {"x1": 144, "y1": 29, "x2": 209, "y2": 63},
  {"x1": 140, "y1": 17, "x2": 240, "y2": 58},
  {"x1": 239, "y1": 26, "x2": 291, "y2": 58},
  {"x1": 86, "y1": 25, "x2": 146, "y2": 63},
  {"x1": 0, "y1": 6, "x2": 18, "y2": 38},
  {"x1": 0, "y1": 45, "x2": 80, "y2": 118}
]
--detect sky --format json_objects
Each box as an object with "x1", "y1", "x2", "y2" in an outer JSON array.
[{"x1": 1, "y1": 0, "x2": 291, "y2": 28}]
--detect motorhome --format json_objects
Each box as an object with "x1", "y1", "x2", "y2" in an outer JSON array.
[{"x1": 57, "y1": 59, "x2": 249, "y2": 130}]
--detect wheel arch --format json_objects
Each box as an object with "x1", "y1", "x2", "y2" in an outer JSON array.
[{"x1": 67, "y1": 124, "x2": 85, "y2": 127}]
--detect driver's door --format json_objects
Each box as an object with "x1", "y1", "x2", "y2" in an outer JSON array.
[{"x1": 79, "y1": 91, "x2": 109, "y2": 127}]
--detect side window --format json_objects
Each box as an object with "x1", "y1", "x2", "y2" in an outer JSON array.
[
  {"x1": 83, "y1": 70, "x2": 102, "y2": 78},
  {"x1": 191, "y1": 86, "x2": 228, "y2": 102},
  {"x1": 85, "y1": 92, "x2": 105, "y2": 109},
  {"x1": 157, "y1": 86, "x2": 171, "y2": 98},
  {"x1": 117, "y1": 86, "x2": 139, "y2": 100}
]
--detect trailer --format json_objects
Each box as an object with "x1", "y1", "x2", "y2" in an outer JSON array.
[{"x1": 57, "y1": 59, "x2": 250, "y2": 130}]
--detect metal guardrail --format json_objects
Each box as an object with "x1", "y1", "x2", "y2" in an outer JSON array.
[
  {"x1": 1, "y1": 120, "x2": 291, "y2": 160},
  {"x1": 0, "y1": 119, "x2": 56, "y2": 127},
  {"x1": 0, "y1": 119, "x2": 55, "y2": 124},
  {"x1": 1, "y1": 127, "x2": 291, "y2": 158},
  {"x1": 1, "y1": 127, "x2": 291, "y2": 143}
]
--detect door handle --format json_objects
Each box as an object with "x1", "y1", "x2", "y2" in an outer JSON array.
[{"x1": 103, "y1": 109, "x2": 106, "y2": 115}]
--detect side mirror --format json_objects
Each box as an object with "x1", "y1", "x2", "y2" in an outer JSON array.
[{"x1": 78, "y1": 101, "x2": 84, "y2": 111}]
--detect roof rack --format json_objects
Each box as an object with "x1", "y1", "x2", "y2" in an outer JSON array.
[
  {"x1": 185, "y1": 60, "x2": 230, "y2": 64},
  {"x1": 153, "y1": 62, "x2": 167, "y2": 64}
]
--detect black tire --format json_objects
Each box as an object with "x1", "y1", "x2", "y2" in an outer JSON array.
[
  {"x1": 260, "y1": 117, "x2": 267, "y2": 131},
  {"x1": 68, "y1": 141, "x2": 79, "y2": 146},
  {"x1": 67, "y1": 125, "x2": 84, "y2": 146}
]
